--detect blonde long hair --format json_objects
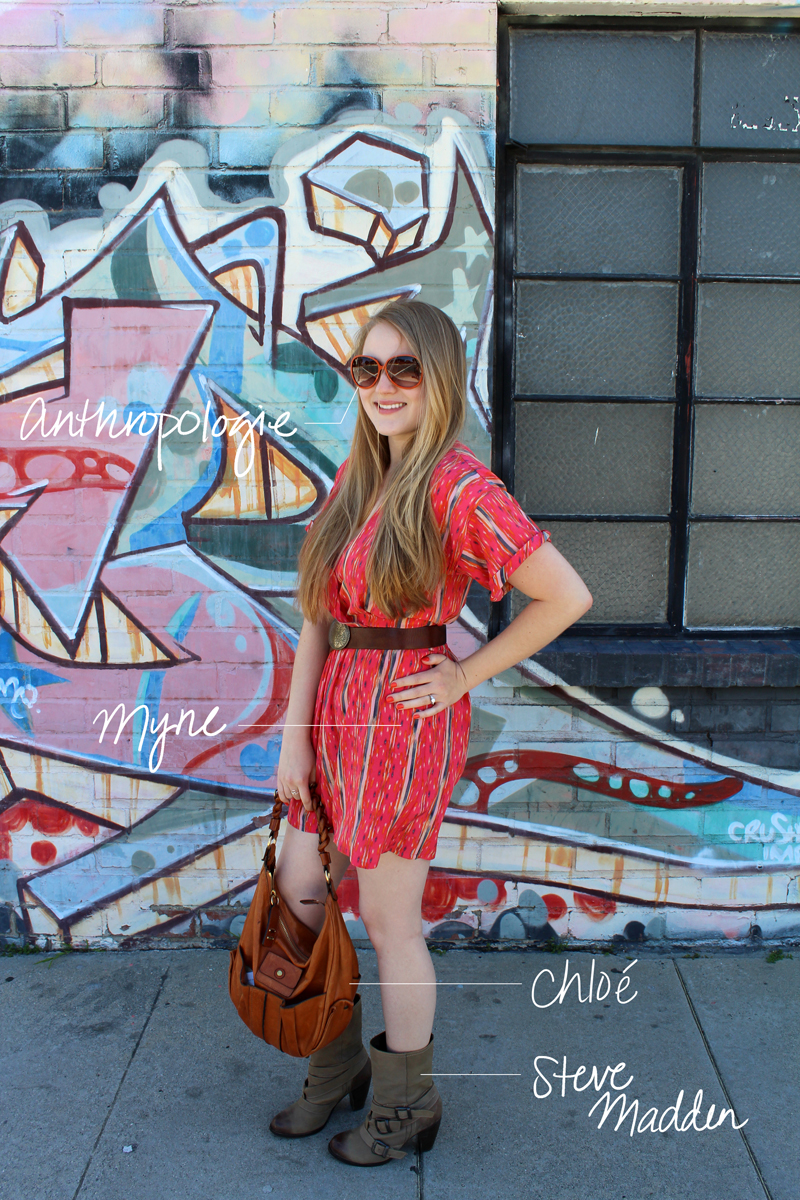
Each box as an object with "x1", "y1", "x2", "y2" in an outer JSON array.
[{"x1": 297, "y1": 300, "x2": 467, "y2": 621}]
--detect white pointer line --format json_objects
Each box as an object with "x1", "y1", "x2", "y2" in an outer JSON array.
[
  {"x1": 421, "y1": 1073, "x2": 523, "y2": 1077},
  {"x1": 305, "y1": 388, "x2": 357, "y2": 425},
  {"x1": 351, "y1": 982, "x2": 523, "y2": 986}
]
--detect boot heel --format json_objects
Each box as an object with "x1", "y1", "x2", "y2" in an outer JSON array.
[
  {"x1": 418, "y1": 1119, "x2": 440, "y2": 1152},
  {"x1": 349, "y1": 1077, "x2": 370, "y2": 1111}
]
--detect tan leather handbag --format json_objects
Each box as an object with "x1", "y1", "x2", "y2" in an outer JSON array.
[{"x1": 228, "y1": 788, "x2": 360, "y2": 1057}]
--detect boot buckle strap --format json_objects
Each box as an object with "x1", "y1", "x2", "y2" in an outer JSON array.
[
  {"x1": 369, "y1": 1136, "x2": 405, "y2": 1161},
  {"x1": 373, "y1": 1103, "x2": 434, "y2": 1124},
  {"x1": 373, "y1": 1113, "x2": 421, "y2": 1134}
]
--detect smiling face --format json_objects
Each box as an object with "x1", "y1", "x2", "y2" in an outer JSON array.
[{"x1": 356, "y1": 322, "x2": 425, "y2": 462}]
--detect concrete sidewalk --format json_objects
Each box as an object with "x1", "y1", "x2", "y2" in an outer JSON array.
[{"x1": 1, "y1": 946, "x2": 797, "y2": 1200}]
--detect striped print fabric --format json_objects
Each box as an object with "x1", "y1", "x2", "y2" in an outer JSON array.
[{"x1": 287, "y1": 442, "x2": 549, "y2": 869}]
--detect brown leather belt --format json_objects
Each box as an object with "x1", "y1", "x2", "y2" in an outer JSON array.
[{"x1": 328, "y1": 620, "x2": 447, "y2": 651}]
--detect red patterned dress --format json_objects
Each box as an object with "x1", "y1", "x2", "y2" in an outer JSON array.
[{"x1": 287, "y1": 441, "x2": 549, "y2": 869}]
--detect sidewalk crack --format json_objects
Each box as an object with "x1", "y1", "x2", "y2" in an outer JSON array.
[
  {"x1": 672, "y1": 959, "x2": 773, "y2": 1200},
  {"x1": 71, "y1": 963, "x2": 171, "y2": 1200}
]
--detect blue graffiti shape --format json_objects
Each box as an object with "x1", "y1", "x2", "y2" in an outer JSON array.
[
  {"x1": 0, "y1": 631, "x2": 66, "y2": 733},
  {"x1": 239, "y1": 738, "x2": 281, "y2": 782}
]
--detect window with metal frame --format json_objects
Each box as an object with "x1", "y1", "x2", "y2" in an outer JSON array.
[{"x1": 496, "y1": 18, "x2": 800, "y2": 638}]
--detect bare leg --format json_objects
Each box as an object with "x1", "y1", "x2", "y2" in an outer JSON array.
[
  {"x1": 275, "y1": 821, "x2": 351, "y2": 935},
  {"x1": 357, "y1": 853, "x2": 434, "y2": 1052}
]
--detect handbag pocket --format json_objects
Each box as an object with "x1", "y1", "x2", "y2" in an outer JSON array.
[
  {"x1": 254, "y1": 949, "x2": 303, "y2": 998},
  {"x1": 278, "y1": 993, "x2": 354, "y2": 1058},
  {"x1": 229, "y1": 946, "x2": 268, "y2": 1040}
]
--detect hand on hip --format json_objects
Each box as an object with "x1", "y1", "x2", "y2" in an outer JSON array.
[{"x1": 387, "y1": 653, "x2": 469, "y2": 718}]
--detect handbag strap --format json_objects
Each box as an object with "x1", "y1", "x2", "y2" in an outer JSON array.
[{"x1": 263, "y1": 786, "x2": 337, "y2": 897}]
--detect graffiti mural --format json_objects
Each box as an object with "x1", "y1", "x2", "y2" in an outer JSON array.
[{"x1": 1, "y1": 101, "x2": 799, "y2": 948}]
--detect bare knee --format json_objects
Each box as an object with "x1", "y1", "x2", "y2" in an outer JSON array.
[{"x1": 360, "y1": 905, "x2": 423, "y2": 954}]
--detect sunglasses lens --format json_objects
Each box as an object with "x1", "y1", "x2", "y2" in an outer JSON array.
[
  {"x1": 386, "y1": 357, "x2": 423, "y2": 387},
  {"x1": 351, "y1": 357, "x2": 380, "y2": 387}
]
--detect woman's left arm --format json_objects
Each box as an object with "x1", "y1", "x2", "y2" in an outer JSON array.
[{"x1": 390, "y1": 543, "x2": 592, "y2": 714}]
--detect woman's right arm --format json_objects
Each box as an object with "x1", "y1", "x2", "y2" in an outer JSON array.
[{"x1": 275, "y1": 616, "x2": 331, "y2": 810}]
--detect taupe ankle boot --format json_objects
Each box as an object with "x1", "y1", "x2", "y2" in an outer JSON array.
[
  {"x1": 327, "y1": 1032, "x2": 442, "y2": 1165},
  {"x1": 269, "y1": 995, "x2": 371, "y2": 1138}
]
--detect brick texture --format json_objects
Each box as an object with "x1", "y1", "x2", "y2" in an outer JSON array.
[
  {"x1": 0, "y1": 51, "x2": 96, "y2": 88},
  {"x1": 269, "y1": 86, "x2": 379, "y2": 127},
  {"x1": 1, "y1": 8, "x2": 58, "y2": 46},
  {"x1": 101, "y1": 50, "x2": 209, "y2": 89},
  {"x1": 434, "y1": 48, "x2": 496, "y2": 86},
  {"x1": 276, "y1": 7, "x2": 386, "y2": 45},
  {"x1": 64, "y1": 6, "x2": 165, "y2": 47},
  {"x1": 68, "y1": 90, "x2": 167, "y2": 129},
  {"x1": 319, "y1": 47, "x2": 425, "y2": 87},
  {"x1": 211, "y1": 48, "x2": 311, "y2": 88},
  {"x1": 389, "y1": 5, "x2": 492, "y2": 44},
  {"x1": 5, "y1": 130, "x2": 103, "y2": 170},
  {"x1": 173, "y1": 7, "x2": 276, "y2": 47},
  {"x1": 0, "y1": 91, "x2": 64, "y2": 130}
]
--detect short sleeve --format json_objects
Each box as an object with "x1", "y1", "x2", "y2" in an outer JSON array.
[
  {"x1": 453, "y1": 475, "x2": 550, "y2": 601},
  {"x1": 305, "y1": 458, "x2": 348, "y2": 532}
]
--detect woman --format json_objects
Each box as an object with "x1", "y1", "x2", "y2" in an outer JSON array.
[{"x1": 271, "y1": 300, "x2": 592, "y2": 1165}]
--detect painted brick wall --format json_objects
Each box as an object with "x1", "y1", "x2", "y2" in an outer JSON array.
[
  {"x1": 0, "y1": 1, "x2": 798, "y2": 953},
  {"x1": 0, "y1": 1, "x2": 495, "y2": 216}
]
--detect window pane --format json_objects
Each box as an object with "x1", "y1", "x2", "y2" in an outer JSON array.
[
  {"x1": 686, "y1": 523, "x2": 800, "y2": 627},
  {"x1": 515, "y1": 280, "x2": 678, "y2": 397},
  {"x1": 510, "y1": 30, "x2": 695, "y2": 146},
  {"x1": 692, "y1": 404, "x2": 800, "y2": 516},
  {"x1": 514, "y1": 521, "x2": 671, "y2": 624},
  {"x1": 700, "y1": 33, "x2": 800, "y2": 149},
  {"x1": 515, "y1": 401, "x2": 674, "y2": 516},
  {"x1": 516, "y1": 165, "x2": 682, "y2": 276},
  {"x1": 700, "y1": 162, "x2": 800, "y2": 277},
  {"x1": 695, "y1": 283, "x2": 800, "y2": 398}
]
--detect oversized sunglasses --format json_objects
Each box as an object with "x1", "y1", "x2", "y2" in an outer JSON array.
[{"x1": 349, "y1": 355, "x2": 424, "y2": 390}]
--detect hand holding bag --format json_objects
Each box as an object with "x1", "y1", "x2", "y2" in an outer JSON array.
[{"x1": 228, "y1": 787, "x2": 360, "y2": 1057}]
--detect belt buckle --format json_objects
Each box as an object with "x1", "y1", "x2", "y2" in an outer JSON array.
[{"x1": 328, "y1": 620, "x2": 351, "y2": 650}]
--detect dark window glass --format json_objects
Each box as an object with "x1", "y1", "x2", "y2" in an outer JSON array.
[
  {"x1": 686, "y1": 523, "x2": 800, "y2": 627},
  {"x1": 700, "y1": 163, "x2": 800, "y2": 277},
  {"x1": 515, "y1": 280, "x2": 678, "y2": 397},
  {"x1": 516, "y1": 165, "x2": 682, "y2": 276},
  {"x1": 512, "y1": 522, "x2": 672, "y2": 624},
  {"x1": 515, "y1": 402, "x2": 674, "y2": 516},
  {"x1": 505, "y1": 20, "x2": 800, "y2": 635},
  {"x1": 510, "y1": 30, "x2": 696, "y2": 146},
  {"x1": 700, "y1": 33, "x2": 800, "y2": 149},
  {"x1": 695, "y1": 283, "x2": 800, "y2": 398},
  {"x1": 692, "y1": 404, "x2": 800, "y2": 516}
]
